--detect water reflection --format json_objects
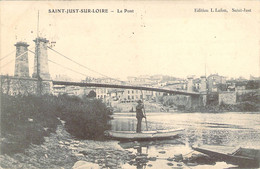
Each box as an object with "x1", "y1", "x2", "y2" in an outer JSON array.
[
  {"x1": 135, "y1": 146, "x2": 147, "y2": 169},
  {"x1": 118, "y1": 140, "x2": 250, "y2": 169},
  {"x1": 119, "y1": 139, "x2": 187, "y2": 169},
  {"x1": 110, "y1": 112, "x2": 260, "y2": 168}
]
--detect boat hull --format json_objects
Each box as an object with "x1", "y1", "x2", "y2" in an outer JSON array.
[
  {"x1": 105, "y1": 128, "x2": 184, "y2": 141},
  {"x1": 192, "y1": 145, "x2": 260, "y2": 167}
]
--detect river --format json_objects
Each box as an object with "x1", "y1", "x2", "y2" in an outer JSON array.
[{"x1": 110, "y1": 112, "x2": 260, "y2": 169}]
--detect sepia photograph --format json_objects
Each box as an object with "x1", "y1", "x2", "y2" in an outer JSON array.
[{"x1": 0, "y1": 0, "x2": 259, "y2": 168}]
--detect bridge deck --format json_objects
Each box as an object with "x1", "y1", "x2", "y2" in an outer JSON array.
[
  {"x1": 0, "y1": 75, "x2": 201, "y2": 96},
  {"x1": 52, "y1": 80, "x2": 201, "y2": 96}
]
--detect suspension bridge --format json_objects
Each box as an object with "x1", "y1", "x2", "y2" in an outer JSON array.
[{"x1": 0, "y1": 37, "x2": 206, "y2": 108}]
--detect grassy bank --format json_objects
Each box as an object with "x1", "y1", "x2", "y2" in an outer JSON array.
[{"x1": 0, "y1": 94, "x2": 112, "y2": 155}]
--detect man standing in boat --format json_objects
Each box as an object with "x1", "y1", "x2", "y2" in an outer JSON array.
[{"x1": 136, "y1": 100, "x2": 145, "y2": 133}]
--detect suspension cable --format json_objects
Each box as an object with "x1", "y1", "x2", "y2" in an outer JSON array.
[
  {"x1": 48, "y1": 59, "x2": 89, "y2": 77},
  {"x1": 29, "y1": 50, "x2": 98, "y2": 79},
  {"x1": 29, "y1": 49, "x2": 93, "y2": 78},
  {"x1": 1, "y1": 46, "x2": 35, "y2": 70},
  {"x1": 1, "y1": 59, "x2": 15, "y2": 69},
  {"x1": 1, "y1": 50, "x2": 29, "y2": 69},
  {"x1": 0, "y1": 50, "x2": 16, "y2": 61},
  {"x1": 47, "y1": 46, "x2": 125, "y2": 83}
]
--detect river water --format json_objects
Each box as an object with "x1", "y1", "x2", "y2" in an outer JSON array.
[{"x1": 110, "y1": 112, "x2": 260, "y2": 169}]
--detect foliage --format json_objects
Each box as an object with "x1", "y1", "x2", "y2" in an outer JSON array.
[
  {"x1": 236, "y1": 102, "x2": 259, "y2": 112},
  {"x1": 87, "y1": 90, "x2": 96, "y2": 98},
  {"x1": 0, "y1": 94, "x2": 60, "y2": 155},
  {"x1": 237, "y1": 91, "x2": 259, "y2": 103},
  {"x1": 0, "y1": 94, "x2": 112, "y2": 155},
  {"x1": 246, "y1": 80, "x2": 260, "y2": 90},
  {"x1": 55, "y1": 95, "x2": 112, "y2": 139},
  {"x1": 207, "y1": 93, "x2": 219, "y2": 106},
  {"x1": 216, "y1": 84, "x2": 227, "y2": 91},
  {"x1": 157, "y1": 96, "x2": 164, "y2": 103}
]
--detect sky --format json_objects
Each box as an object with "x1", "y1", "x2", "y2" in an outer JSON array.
[{"x1": 0, "y1": 1, "x2": 259, "y2": 81}]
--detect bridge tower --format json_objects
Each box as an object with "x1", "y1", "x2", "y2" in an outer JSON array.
[
  {"x1": 32, "y1": 37, "x2": 50, "y2": 80},
  {"x1": 200, "y1": 76, "x2": 207, "y2": 106},
  {"x1": 14, "y1": 42, "x2": 29, "y2": 77},
  {"x1": 32, "y1": 37, "x2": 52, "y2": 95},
  {"x1": 200, "y1": 76, "x2": 207, "y2": 93},
  {"x1": 187, "y1": 77, "x2": 194, "y2": 92}
]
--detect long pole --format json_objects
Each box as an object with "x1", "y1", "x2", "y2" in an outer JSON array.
[
  {"x1": 36, "y1": 10, "x2": 41, "y2": 95},
  {"x1": 205, "y1": 55, "x2": 208, "y2": 105},
  {"x1": 141, "y1": 90, "x2": 148, "y2": 131}
]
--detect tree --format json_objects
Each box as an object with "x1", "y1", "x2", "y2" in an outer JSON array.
[
  {"x1": 246, "y1": 80, "x2": 259, "y2": 90},
  {"x1": 217, "y1": 84, "x2": 227, "y2": 91},
  {"x1": 87, "y1": 90, "x2": 96, "y2": 98}
]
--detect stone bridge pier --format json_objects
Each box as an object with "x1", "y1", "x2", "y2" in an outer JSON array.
[
  {"x1": 190, "y1": 94, "x2": 207, "y2": 109},
  {"x1": 1, "y1": 38, "x2": 52, "y2": 96}
]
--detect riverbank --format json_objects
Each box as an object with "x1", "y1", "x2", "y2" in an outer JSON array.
[
  {"x1": 89, "y1": 96, "x2": 260, "y2": 114},
  {"x1": 0, "y1": 119, "x2": 226, "y2": 169},
  {"x1": 111, "y1": 101, "x2": 260, "y2": 114},
  {"x1": 0, "y1": 120, "x2": 131, "y2": 169},
  {"x1": 189, "y1": 101, "x2": 260, "y2": 113}
]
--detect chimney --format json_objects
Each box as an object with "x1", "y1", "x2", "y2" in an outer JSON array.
[
  {"x1": 32, "y1": 37, "x2": 50, "y2": 80},
  {"x1": 14, "y1": 42, "x2": 29, "y2": 77}
]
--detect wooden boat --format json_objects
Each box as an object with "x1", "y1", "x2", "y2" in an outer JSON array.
[
  {"x1": 105, "y1": 128, "x2": 184, "y2": 140},
  {"x1": 192, "y1": 145, "x2": 260, "y2": 167}
]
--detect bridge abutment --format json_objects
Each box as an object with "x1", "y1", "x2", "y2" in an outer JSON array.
[{"x1": 0, "y1": 76, "x2": 52, "y2": 96}]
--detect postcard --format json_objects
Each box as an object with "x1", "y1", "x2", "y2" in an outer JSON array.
[{"x1": 0, "y1": 1, "x2": 259, "y2": 169}]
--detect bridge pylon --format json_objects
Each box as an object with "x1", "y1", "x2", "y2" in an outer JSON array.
[
  {"x1": 32, "y1": 37, "x2": 51, "y2": 80},
  {"x1": 14, "y1": 42, "x2": 30, "y2": 77}
]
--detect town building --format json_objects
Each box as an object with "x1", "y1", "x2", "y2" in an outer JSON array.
[
  {"x1": 162, "y1": 82, "x2": 186, "y2": 91},
  {"x1": 207, "y1": 74, "x2": 226, "y2": 92},
  {"x1": 52, "y1": 85, "x2": 66, "y2": 96},
  {"x1": 96, "y1": 87, "x2": 109, "y2": 100}
]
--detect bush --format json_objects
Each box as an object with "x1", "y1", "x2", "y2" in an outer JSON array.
[
  {"x1": 56, "y1": 95, "x2": 112, "y2": 139},
  {"x1": 0, "y1": 94, "x2": 60, "y2": 155},
  {"x1": 0, "y1": 94, "x2": 112, "y2": 155},
  {"x1": 87, "y1": 90, "x2": 96, "y2": 98},
  {"x1": 237, "y1": 101, "x2": 259, "y2": 112},
  {"x1": 237, "y1": 91, "x2": 259, "y2": 103}
]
